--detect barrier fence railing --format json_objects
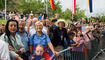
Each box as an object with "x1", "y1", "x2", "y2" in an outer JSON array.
[{"x1": 55, "y1": 35, "x2": 105, "y2": 60}]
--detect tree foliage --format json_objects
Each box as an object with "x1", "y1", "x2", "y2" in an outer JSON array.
[
  {"x1": 0, "y1": 0, "x2": 86, "y2": 21},
  {"x1": 0, "y1": 0, "x2": 13, "y2": 10}
]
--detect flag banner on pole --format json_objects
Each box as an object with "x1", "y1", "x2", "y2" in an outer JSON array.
[
  {"x1": 42, "y1": 49, "x2": 54, "y2": 60},
  {"x1": 73, "y1": 0, "x2": 76, "y2": 14},
  {"x1": 32, "y1": 47, "x2": 54, "y2": 60},
  {"x1": 50, "y1": 0, "x2": 55, "y2": 10},
  {"x1": 88, "y1": 0, "x2": 93, "y2": 13}
]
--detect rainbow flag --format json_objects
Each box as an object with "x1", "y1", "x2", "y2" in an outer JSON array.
[
  {"x1": 88, "y1": 0, "x2": 93, "y2": 13},
  {"x1": 50, "y1": 0, "x2": 55, "y2": 10}
]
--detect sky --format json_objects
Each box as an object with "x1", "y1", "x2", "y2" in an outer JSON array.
[{"x1": 58, "y1": 0, "x2": 105, "y2": 17}]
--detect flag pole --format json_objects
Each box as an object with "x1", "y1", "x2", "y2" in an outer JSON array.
[
  {"x1": 72, "y1": 0, "x2": 74, "y2": 21},
  {"x1": 5, "y1": 0, "x2": 7, "y2": 20}
]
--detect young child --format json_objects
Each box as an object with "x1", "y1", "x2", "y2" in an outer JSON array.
[
  {"x1": 31, "y1": 44, "x2": 44, "y2": 60},
  {"x1": 67, "y1": 32, "x2": 77, "y2": 47},
  {"x1": 64, "y1": 32, "x2": 76, "y2": 60},
  {"x1": 35, "y1": 44, "x2": 44, "y2": 56}
]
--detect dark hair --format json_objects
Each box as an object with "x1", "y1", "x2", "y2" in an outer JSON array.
[
  {"x1": 52, "y1": 19, "x2": 57, "y2": 23},
  {"x1": 5, "y1": 19, "x2": 19, "y2": 47},
  {"x1": 70, "y1": 24, "x2": 77, "y2": 32},
  {"x1": 70, "y1": 24, "x2": 76, "y2": 28},
  {"x1": 68, "y1": 31, "x2": 75, "y2": 36},
  {"x1": 58, "y1": 21, "x2": 65, "y2": 27}
]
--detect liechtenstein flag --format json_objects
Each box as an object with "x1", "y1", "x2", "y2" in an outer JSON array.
[
  {"x1": 88, "y1": 0, "x2": 93, "y2": 13},
  {"x1": 42, "y1": 49, "x2": 55, "y2": 60}
]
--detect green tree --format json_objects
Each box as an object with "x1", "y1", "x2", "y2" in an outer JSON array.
[
  {"x1": 60, "y1": 9, "x2": 72, "y2": 19},
  {"x1": 19, "y1": 0, "x2": 44, "y2": 14},
  {"x1": 0, "y1": 0, "x2": 13, "y2": 10},
  {"x1": 73, "y1": 5, "x2": 86, "y2": 21}
]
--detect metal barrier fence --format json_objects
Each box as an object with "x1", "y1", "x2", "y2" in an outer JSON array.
[{"x1": 55, "y1": 35, "x2": 105, "y2": 60}]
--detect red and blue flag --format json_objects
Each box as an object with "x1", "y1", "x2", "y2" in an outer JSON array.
[
  {"x1": 31, "y1": 47, "x2": 54, "y2": 60},
  {"x1": 42, "y1": 49, "x2": 54, "y2": 60},
  {"x1": 30, "y1": 55, "x2": 42, "y2": 60}
]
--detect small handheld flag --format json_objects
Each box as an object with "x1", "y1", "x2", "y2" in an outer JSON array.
[
  {"x1": 42, "y1": 47, "x2": 73, "y2": 60},
  {"x1": 42, "y1": 49, "x2": 54, "y2": 60}
]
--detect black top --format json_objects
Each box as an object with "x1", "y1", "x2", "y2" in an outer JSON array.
[{"x1": 51, "y1": 27, "x2": 67, "y2": 47}]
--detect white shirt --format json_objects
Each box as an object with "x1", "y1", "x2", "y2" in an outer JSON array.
[
  {"x1": 29, "y1": 25, "x2": 47, "y2": 35},
  {"x1": 0, "y1": 40, "x2": 10, "y2": 60}
]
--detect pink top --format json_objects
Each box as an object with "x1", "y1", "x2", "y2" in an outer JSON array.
[
  {"x1": 72, "y1": 37, "x2": 84, "y2": 52},
  {"x1": 83, "y1": 32, "x2": 94, "y2": 50}
]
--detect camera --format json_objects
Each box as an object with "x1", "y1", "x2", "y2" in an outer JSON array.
[
  {"x1": 80, "y1": 34, "x2": 83, "y2": 37},
  {"x1": 97, "y1": 31, "x2": 100, "y2": 34}
]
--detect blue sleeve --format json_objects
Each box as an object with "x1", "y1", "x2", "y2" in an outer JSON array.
[
  {"x1": 29, "y1": 35, "x2": 33, "y2": 46},
  {"x1": 70, "y1": 40, "x2": 75, "y2": 44},
  {"x1": 73, "y1": 40, "x2": 76, "y2": 44},
  {"x1": 38, "y1": 16, "x2": 40, "y2": 19},
  {"x1": 46, "y1": 34, "x2": 51, "y2": 44}
]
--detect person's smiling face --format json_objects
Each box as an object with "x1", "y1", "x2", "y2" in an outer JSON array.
[
  {"x1": 8, "y1": 21, "x2": 17, "y2": 34},
  {"x1": 35, "y1": 23, "x2": 43, "y2": 32}
]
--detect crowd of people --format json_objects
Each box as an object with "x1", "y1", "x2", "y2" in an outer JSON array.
[{"x1": 0, "y1": 11, "x2": 105, "y2": 60}]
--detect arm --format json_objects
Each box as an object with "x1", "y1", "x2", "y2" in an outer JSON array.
[
  {"x1": 10, "y1": 51, "x2": 23, "y2": 60},
  {"x1": 48, "y1": 42, "x2": 55, "y2": 55},
  {"x1": 71, "y1": 43, "x2": 78, "y2": 47},
  {"x1": 29, "y1": 46, "x2": 32, "y2": 54},
  {"x1": 29, "y1": 35, "x2": 33, "y2": 54},
  {"x1": 76, "y1": 40, "x2": 84, "y2": 47},
  {"x1": 46, "y1": 34, "x2": 55, "y2": 55}
]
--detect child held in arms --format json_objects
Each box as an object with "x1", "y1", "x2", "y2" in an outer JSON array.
[{"x1": 31, "y1": 44, "x2": 44, "y2": 60}]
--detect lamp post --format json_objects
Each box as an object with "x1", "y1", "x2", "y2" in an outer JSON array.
[
  {"x1": 5, "y1": 0, "x2": 7, "y2": 20},
  {"x1": 44, "y1": 0, "x2": 48, "y2": 15}
]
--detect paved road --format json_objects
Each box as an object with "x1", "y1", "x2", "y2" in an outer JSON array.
[{"x1": 93, "y1": 51, "x2": 105, "y2": 60}]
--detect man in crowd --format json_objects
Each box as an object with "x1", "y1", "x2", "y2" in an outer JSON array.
[{"x1": 17, "y1": 19, "x2": 29, "y2": 60}]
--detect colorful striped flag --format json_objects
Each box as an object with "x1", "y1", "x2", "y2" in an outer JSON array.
[
  {"x1": 88, "y1": 0, "x2": 93, "y2": 13},
  {"x1": 50, "y1": 0, "x2": 55, "y2": 10}
]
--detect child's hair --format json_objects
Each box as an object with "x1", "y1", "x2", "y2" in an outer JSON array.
[
  {"x1": 68, "y1": 31, "x2": 75, "y2": 36},
  {"x1": 35, "y1": 44, "x2": 44, "y2": 50}
]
